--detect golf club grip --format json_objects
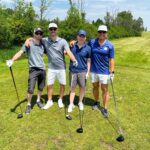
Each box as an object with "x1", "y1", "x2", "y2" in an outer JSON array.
[{"x1": 9, "y1": 67, "x2": 20, "y2": 104}]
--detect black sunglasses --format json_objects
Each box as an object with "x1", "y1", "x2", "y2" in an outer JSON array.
[
  {"x1": 35, "y1": 32, "x2": 43, "y2": 35},
  {"x1": 49, "y1": 28, "x2": 57, "y2": 31},
  {"x1": 98, "y1": 31, "x2": 107, "y2": 34}
]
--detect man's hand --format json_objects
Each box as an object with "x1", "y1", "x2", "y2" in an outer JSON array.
[
  {"x1": 86, "y1": 72, "x2": 89, "y2": 79},
  {"x1": 110, "y1": 72, "x2": 114, "y2": 81},
  {"x1": 69, "y1": 40, "x2": 76, "y2": 48},
  {"x1": 6, "y1": 60, "x2": 13, "y2": 67},
  {"x1": 73, "y1": 60, "x2": 78, "y2": 67},
  {"x1": 25, "y1": 38, "x2": 32, "y2": 47}
]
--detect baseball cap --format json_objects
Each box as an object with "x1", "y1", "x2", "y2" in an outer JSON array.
[
  {"x1": 34, "y1": 28, "x2": 43, "y2": 33},
  {"x1": 78, "y1": 30, "x2": 86, "y2": 36},
  {"x1": 98, "y1": 25, "x2": 108, "y2": 32},
  {"x1": 49, "y1": 23, "x2": 58, "y2": 29}
]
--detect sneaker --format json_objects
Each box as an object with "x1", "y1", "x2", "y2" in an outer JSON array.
[
  {"x1": 43, "y1": 100, "x2": 53, "y2": 110},
  {"x1": 92, "y1": 101, "x2": 100, "y2": 110},
  {"x1": 101, "y1": 108, "x2": 109, "y2": 118},
  {"x1": 58, "y1": 99, "x2": 64, "y2": 108},
  {"x1": 78, "y1": 102, "x2": 84, "y2": 111},
  {"x1": 25, "y1": 105, "x2": 31, "y2": 114},
  {"x1": 68, "y1": 104, "x2": 75, "y2": 113},
  {"x1": 37, "y1": 101, "x2": 44, "y2": 109}
]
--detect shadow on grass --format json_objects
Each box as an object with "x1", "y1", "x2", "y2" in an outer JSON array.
[{"x1": 10, "y1": 94, "x2": 95, "y2": 114}]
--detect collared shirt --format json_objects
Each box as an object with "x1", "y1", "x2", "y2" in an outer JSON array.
[
  {"x1": 88, "y1": 38, "x2": 114, "y2": 75},
  {"x1": 42, "y1": 36, "x2": 69, "y2": 70},
  {"x1": 69, "y1": 43, "x2": 91, "y2": 73},
  {"x1": 21, "y1": 40, "x2": 45, "y2": 70}
]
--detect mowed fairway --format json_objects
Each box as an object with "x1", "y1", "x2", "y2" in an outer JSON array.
[{"x1": 0, "y1": 32, "x2": 150, "y2": 150}]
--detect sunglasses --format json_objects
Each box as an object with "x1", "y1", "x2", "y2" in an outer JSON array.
[
  {"x1": 98, "y1": 31, "x2": 107, "y2": 34},
  {"x1": 35, "y1": 32, "x2": 43, "y2": 35},
  {"x1": 49, "y1": 28, "x2": 57, "y2": 31},
  {"x1": 79, "y1": 35, "x2": 86, "y2": 38}
]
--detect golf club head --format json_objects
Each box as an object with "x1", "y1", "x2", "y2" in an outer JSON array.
[
  {"x1": 17, "y1": 113, "x2": 23, "y2": 119},
  {"x1": 116, "y1": 135, "x2": 125, "y2": 142},
  {"x1": 66, "y1": 115, "x2": 72, "y2": 120},
  {"x1": 76, "y1": 127, "x2": 83, "y2": 133}
]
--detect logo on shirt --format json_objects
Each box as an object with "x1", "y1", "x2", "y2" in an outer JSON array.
[{"x1": 104, "y1": 47, "x2": 108, "y2": 51}]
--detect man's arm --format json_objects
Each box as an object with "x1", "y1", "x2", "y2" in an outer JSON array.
[
  {"x1": 12, "y1": 50, "x2": 24, "y2": 62},
  {"x1": 87, "y1": 58, "x2": 91, "y2": 74},
  {"x1": 6, "y1": 50, "x2": 24, "y2": 67},
  {"x1": 65, "y1": 48, "x2": 76, "y2": 62},
  {"x1": 109, "y1": 58, "x2": 115, "y2": 73}
]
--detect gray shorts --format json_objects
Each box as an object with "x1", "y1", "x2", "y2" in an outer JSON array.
[
  {"x1": 69, "y1": 72, "x2": 86, "y2": 89},
  {"x1": 28, "y1": 68, "x2": 46, "y2": 94}
]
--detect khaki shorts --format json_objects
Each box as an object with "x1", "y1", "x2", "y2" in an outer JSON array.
[{"x1": 69, "y1": 72, "x2": 86, "y2": 89}]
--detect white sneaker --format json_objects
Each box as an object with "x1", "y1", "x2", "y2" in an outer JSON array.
[
  {"x1": 68, "y1": 104, "x2": 75, "y2": 113},
  {"x1": 43, "y1": 100, "x2": 53, "y2": 109},
  {"x1": 78, "y1": 102, "x2": 84, "y2": 111},
  {"x1": 58, "y1": 99, "x2": 64, "y2": 108}
]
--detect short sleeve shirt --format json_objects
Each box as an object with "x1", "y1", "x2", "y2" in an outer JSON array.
[
  {"x1": 88, "y1": 38, "x2": 114, "y2": 75},
  {"x1": 21, "y1": 40, "x2": 45, "y2": 70},
  {"x1": 42, "y1": 37, "x2": 69, "y2": 70}
]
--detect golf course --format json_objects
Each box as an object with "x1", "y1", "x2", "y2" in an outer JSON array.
[{"x1": 0, "y1": 32, "x2": 150, "y2": 150}]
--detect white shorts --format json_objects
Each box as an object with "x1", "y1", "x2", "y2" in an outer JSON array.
[
  {"x1": 47, "y1": 69, "x2": 66, "y2": 85},
  {"x1": 91, "y1": 73, "x2": 110, "y2": 84}
]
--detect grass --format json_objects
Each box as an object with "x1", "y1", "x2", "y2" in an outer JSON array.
[{"x1": 0, "y1": 32, "x2": 150, "y2": 150}]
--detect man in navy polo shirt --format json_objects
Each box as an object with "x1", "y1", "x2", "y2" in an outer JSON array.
[
  {"x1": 88, "y1": 25, "x2": 115, "y2": 117},
  {"x1": 68, "y1": 30, "x2": 91, "y2": 113}
]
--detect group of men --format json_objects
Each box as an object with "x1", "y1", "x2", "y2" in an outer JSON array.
[{"x1": 6, "y1": 23, "x2": 115, "y2": 118}]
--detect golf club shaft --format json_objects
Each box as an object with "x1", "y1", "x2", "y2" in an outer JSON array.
[
  {"x1": 110, "y1": 79, "x2": 122, "y2": 134},
  {"x1": 10, "y1": 67, "x2": 23, "y2": 113}
]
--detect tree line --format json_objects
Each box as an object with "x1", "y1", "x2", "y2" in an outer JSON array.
[{"x1": 0, "y1": 0, "x2": 145, "y2": 48}]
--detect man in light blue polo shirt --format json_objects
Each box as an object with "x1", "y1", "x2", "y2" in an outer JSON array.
[
  {"x1": 68, "y1": 30, "x2": 91, "y2": 112},
  {"x1": 88, "y1": 25, "x2": 115, "y2": 117}
]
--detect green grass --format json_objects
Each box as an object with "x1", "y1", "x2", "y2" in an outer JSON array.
[{"x1": 0, "y1": 32, "x2": 150, "y2": 150}]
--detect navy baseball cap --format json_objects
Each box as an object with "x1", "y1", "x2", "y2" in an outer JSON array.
[{"x1": 78, "y1": 30, "x2": 86, "y2": 36}]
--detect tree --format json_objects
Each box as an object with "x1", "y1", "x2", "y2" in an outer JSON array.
[{"x1": 39, "y1": 0, "x2": 52, "y2": 22}]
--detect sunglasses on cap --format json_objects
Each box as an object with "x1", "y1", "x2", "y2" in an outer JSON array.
[
  {"x1": 35, "y1": 32, "x2": 43, "y2": 35},
  {"x1": 49, "y1": 28, "x2": 57, "y2": 31},
  {"x1": 98, "y1": 31, "x2": 107, "y2": 34}
]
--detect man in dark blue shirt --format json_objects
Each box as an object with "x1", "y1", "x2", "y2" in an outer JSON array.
[
  {"x1": 88, "y1": 25, "x2": 115, "y2": 117},
  {"x1": 68, "y1": 30, "x2": 91, "y2": 113}
]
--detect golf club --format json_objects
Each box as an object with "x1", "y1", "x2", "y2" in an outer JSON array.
[
  {"x1": 9, "y1": 66, "x2": 23, "y2": 119},
  {"x1": 110, "y1": 78, "x2": 124, "y2": 142},
  {"x1": 66, "y1": 73, "x2": 74, "y2": 120},
  {"x1": 76, "y1": 79, "x2": 87, "y2": 133}
]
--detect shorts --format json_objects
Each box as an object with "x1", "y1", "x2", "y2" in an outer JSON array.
[
  {"x1": 28, "y1": 68, "x2": 46, "y2": 94},
  {"x1": 47, "y1": 69, "x2": 66, "y2": 85},
  {"x1": 69, "y1": 72, "x2": 86, "y2": 89},
  {"x1": 91, "y1": 73, "x2": 110, "y2": 84}
]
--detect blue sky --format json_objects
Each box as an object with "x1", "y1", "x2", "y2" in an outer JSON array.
[{"x1": 1, "y1": 0, "x2": 150, "y2": 30}]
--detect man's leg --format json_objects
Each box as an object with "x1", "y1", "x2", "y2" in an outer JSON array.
[
  {"x1": 101, "y1": 84, "x2": 109, "y2": 117},
  {"x1": 37, "y1": 70, "x2": 46, "y2": 108},
  {"x1": 43, "y1": 69, "x2": 55, "y2": 109},
  {"x1": 68, "y1": 73, "x2": 77, "y2": 112},
  {"x1": 57, "y1": 70, "x2": 66, "y2": 108},
  {"x1": 101, "y1": 84, "x2": 109, "y2": 109},
  {"x1": 25, "y1": 68, "x2": 37, "y2": 114}
]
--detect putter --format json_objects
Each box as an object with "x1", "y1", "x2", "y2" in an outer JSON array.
[
  {"x1": 66, "y1": 73, "x2": 74, "y2": 120},
  {"x1": 9, "y1": 67, "x2": 23, "y2": 119},
  {"x1": 110, "y1": 78, "x2": 124, "y2": 142},
  {"x1": 76, "y1": 79, "x2": 87, "y2": 133}
]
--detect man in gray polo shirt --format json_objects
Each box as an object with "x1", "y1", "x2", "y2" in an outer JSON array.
[
  {"x1": 42, "y1": 23, "x2": 77, "y2": 109},
  {"x1": 25, "y1": 23, "x2": 77, "y2": 109},
  {"x1": 6, "y1": 28, "x2": 46, "y2": 114}
]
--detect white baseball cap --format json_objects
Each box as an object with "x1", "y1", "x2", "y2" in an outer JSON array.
[
  {"x1": 49, "y1": 23, "x2": 58, "y2": 29},
  {"x1": 98, "y1": 25, "x2": 108, "y2": 32}
]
